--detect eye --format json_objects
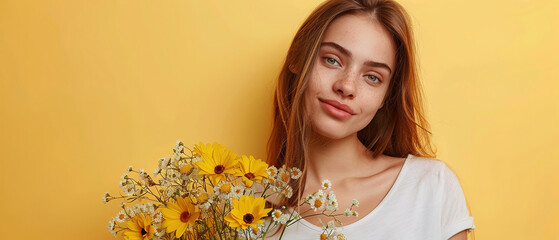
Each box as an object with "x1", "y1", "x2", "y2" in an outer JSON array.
[
  {"x1": 324, "y1": 57, "x2": 340, "y2": 66},
  {"x1": 366, "y1": 75, "x2": 381, "y2": 83}
]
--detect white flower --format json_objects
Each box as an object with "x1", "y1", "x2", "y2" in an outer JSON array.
[
  {"x1": 153, "y1": 224, "x2": 165, "y2": 237},
  {"x1": 152, "y1": 211, "x2": 162, "y2": 223},
  {"x1": 282, "y1": 185, "x2": 293, "y2": 198},
  {"x1": 164, "y1": 187, "x2": 177, "y2": 198},
  {"x1": 308, "y1": 195, "x2": 325, "y2": 212},
  {"x1": 159, "y1": 156, "x2": 171, "y2": 169},
  {"x1": 200, "y1": 200, "x2": 212, "y2": 210},
  {"x1": 124, "y1": 183, "x2": 135, "y2": 196},
  {"x1": 326, "y1": 192, "x2": 338, "y2": 211},
  {"x1": 352, "y1": 199, "x2": 359, "y2": 207},
  {"x1": 173, "y1": 140, "x2": 184, "y2": 153},
  {"x1": 121, "y1": 173, "x2": 129, "y2": 181},
  {"x1": 277, "y1": 167, "x2": 291, "y2": 185},
  {"x1": 344, "y1": 208, "x2": 351, "y2": 216},
  {"x1": 173, "y1": 151, "x2": 182, "y2": 161},
  {"x1": 127, "y1": 166, "x2": 133, "y2": 172},
  {"x1": 352, "y1": 210, "x2": 359, "y2": 217},
  {"x1": 321, "y1": 179, "x2": 332, "y2": 190},
  {"x1": 118, "y1": 180, "x2": 127, "y2": 188},
  {"x1": 249, "y1": 224, "x2": 263, "y2": 239},
  {"x1": 327, "y1": 220, "x2": 336, "y2": 229},
  {"x1": 166, "y1": 169, "x2": 180, "y2": 181},
  {"x1": 290, "y1": 167, "x2": 302, "y2": 179},
  {"x1": 230, "y1": 185, "x2": 244, "y2": 199},
  {"x1": 125, "y1": 206, "x2": 135, "y2": 216},
  {"x1": 271, "y1": 209, "x2": 283, "y2": 222},
  {"x1": 102, "y1": 192, "x2": 111, "y2": 203},
  {"x1": 267, "y1": 166, "x2": 278, "y2": 178},
  {"x1": 278, "y1": 214, "x2": 290, "y2": 224},
  {"x1": 214, "y1": 182, "x2": 234, "y2": 200},
  {"x1": 115, "y1": 209, "x2": 128, "y2": 223},
  {"x1": 191, "y1": 156, "x2": 202, "y2": 164},
  {"x1": 107, "y1": 218, "x2": 117, "y2": 237},
  {"x1": 145, "y1": 202, "x2": 155, "y2": 213}
]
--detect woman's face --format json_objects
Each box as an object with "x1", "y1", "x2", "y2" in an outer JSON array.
[{"x1": 304, "y1": 13, "x2": 396, "y2": 140}]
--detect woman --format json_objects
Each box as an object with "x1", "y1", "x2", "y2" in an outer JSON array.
[{"x1": 266, "y1": 0, "x2": 475, "y2": 239}]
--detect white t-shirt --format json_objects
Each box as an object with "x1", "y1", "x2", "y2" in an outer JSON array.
[{"x1": 268, "y1": 154, "x2": 475, "y2": 240}]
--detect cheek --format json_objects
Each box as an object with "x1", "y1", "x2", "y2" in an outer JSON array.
[{"x1": 355, "y1": 95, "x2": 386, "y2": 126}]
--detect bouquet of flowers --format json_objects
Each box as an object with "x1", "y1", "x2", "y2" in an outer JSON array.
[{"x1": 103, "y1": 140, "x2": 359, "y2": 240}]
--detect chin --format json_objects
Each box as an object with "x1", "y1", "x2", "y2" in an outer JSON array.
[{"x1": 309, "y1": 122, "x2": 355, "y2": 140}]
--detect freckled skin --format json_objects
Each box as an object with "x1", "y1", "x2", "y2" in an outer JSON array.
[
  {"x1": 304, "y1": 13, "x2": 396, "y2": 140},
  {"x1": 301, "y1": 13, "x2": 406, "y2": 228}
]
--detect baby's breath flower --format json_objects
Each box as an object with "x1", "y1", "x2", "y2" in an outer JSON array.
[
  {"x1": 107, "y1": 218, "x2": 117, "y2": 237},
  {"x1": 326, "y1": 192, "x2": 338, "y2": 211},
  {"x1": 352, "y1": 210, "x2": 359, "y2": 217},
  {"x1": 121, "y1": 173, "x2": 129, "y2": 181},
  {"x1": 152, "y1": 211, "x2": 163, "y2": 224},
  {"x1": 124, "y1": 183, "x2": 135, "y2": 196},
  {"x1": 321, "y1": 179, "x2": 332, "y2": 190},
  {"x1": 344, "y1": 208, "x2": 351, "y2": 216},
  {"x1": 290, "y1": 167, "x2": 302, "y2": 179},
  {"x1": 173, "y1": 151, "x2": 182, "y2": 161},
  {"x1": 159, "y1": 179, "x2": 171, "y2": 187},
  {"x1": 200, "y1": 200, "x2": 212, "y2": 210},
  {"x1": 173, "y1": 140, "x2": 184, "y2": 153},
  {"x1": 327, "y1": 220, "x2": 336, "y2": 229},
  {"x1": 191, "y1": 156, "x2": 202, "y2": 164},
  {"x1": 166, "y1": 169, "x2": 180, "y2": 181},
  {"x1": 103, "y1": 192, "x2": 112, "y2": 203},
  {"x1": 127, "y1": 166, "x2": 133, "y2": 172},
  {"x1": 164, "y1": 187, "x2": 177, "y2": 198},
  {"x1": 278, "y1": 213, "x2": 290, "y2": 224},
  {"x1": 352, "y1": 199, "x2": 359, "y2": 207},
  {"x1": 153, "y1": 224, "x2": 165, "y2": 238}
]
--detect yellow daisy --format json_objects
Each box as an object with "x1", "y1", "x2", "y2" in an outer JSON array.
[
  {"x1": 235, "y1": 155, "x2": 269, "y2": 188},
  {"x1": 160, "y1": 196, "x2": 200, "y2": 238},
  {"x1": 123, "y1": 212, "x2": 155, "y2": 240},
  {"x1": 224, "y1": 195, "x2": 272, "y2": 229},
  {"x1": 194, "y1": 142, "x2": 238, "y2": 185}
]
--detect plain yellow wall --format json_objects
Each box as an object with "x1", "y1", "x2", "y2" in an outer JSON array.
[{"x1": 1, "y1": 0, "x2": 558, "y2": 239}]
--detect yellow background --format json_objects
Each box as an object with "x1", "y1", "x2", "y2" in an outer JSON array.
[{"x1": 1, "y1": 0, "x2": 557, "y2": 239}]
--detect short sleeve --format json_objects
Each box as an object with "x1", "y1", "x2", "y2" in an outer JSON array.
[{"x1": 440, "y1": 163, "x2": 475, "y2": 240}]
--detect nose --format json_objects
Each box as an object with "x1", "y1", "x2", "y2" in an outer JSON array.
[{"x1": 333, "y1": 71, "x2": 357, "y2": 98}]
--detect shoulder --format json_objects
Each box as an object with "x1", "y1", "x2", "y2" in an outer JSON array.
[
  {"x1": 405, "y1": 154, "x2": 452, "y2": 178},
  {"x1": 404, "y1": 155, "x2": 463, "y2": 190}
]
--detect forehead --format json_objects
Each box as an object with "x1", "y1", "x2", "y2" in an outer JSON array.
[{"x1": 321, "y1": 13, "x2": 396, "y2": 69}]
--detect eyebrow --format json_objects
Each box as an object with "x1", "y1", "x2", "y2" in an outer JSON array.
[{"x1": 320, "y1": 41, "x2": 392, "y2": 74}]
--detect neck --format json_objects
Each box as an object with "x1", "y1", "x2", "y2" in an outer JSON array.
[{"x1": 306, "y1": 131, "x2": 372, "y2": 184}]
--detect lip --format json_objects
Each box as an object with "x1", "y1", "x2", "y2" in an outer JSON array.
[{"x1": 319, "y1": 98, "x2": 355, "y2": 119}]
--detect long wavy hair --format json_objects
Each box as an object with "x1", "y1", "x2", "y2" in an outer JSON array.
[{"x1": 267, "y1": 0, "x2": 435, "y2": 208}]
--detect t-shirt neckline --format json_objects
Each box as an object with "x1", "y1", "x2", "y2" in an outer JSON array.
[{"x1": 298, "y1": 153, "x2": 413, "y2": 232}]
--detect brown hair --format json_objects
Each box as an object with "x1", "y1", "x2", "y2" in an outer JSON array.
[{"x1": 267, "y1": 0, "x2": 435, "y2": 208}]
